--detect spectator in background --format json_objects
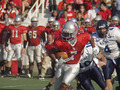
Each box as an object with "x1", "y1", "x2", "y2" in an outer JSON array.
[
  {"x1": 58, "y1": 2, "x2": 67, "y2": 18},
  {"x1": 66, "y1": 4, "x2": 75, "y2": 20},
  {"x1": 79, "y1": 4, "x2": 88, "y2": 19},
  {"x1": 51, "y1": 10, "x2": 59, "y2": 20},
  {"x1": 87, "y1": 2, "x2": 99, "y2": 21},
  {"x1": 0, "y1": 0, "x2": 8, "y2": 9},
  {"x1": 76, "y1": 12, "x2": 84, "y2": 26},
  {"x1": 115, "y1": 0, "x2": 120, "y2": 18},
  {"x1": 83, "y1": 0, "x2": 92, "y2": 11},
  {"x1": 74, "y1": 0, "x2": 83, "y2": 10},
  {"x1": 58, "y1": 10, "x2": 68, "y2": 27},
  {"x1": 66, "y1": 0, "x2": 74, "y2": 4},
  {"x1": 5, "y1": 3, "x2": 16, "y2": 19},
  {"x1": 97, "y1": 1, "x2": 111, "y2": 21},
  {"x1": 2, "y1": 12, "x2": 9, "y2": 21},
  {"x1": 57, "y1": 0, "x2": 67, "y2": 11},
  {"x1": 0, "y1": 3, "x2": 5, "y2": 20},
  {"x1": 9, "y1": 0, "x2": 22, "y2": 14},
  {"x1": 21, "y1": 0, "x2": 31, "y2": 14},
  {"x1": 109, "y1": 1, "x2": 117, "y2": 17}
]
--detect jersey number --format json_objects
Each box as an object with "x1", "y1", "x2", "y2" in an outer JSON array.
[
  {"x1": 70, "y1": 51, "x2": 77, "y2": 60},
  {"x1": 104, "y1": 45, "x2": 111, "y2": 53},
  {"x1": 28, "y1": 31, "x2": 37, "y2": 39},
  {"x1": 12, "y1": 30, "x2": 18, "y2": 38}
]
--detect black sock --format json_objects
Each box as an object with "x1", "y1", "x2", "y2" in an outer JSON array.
[
  {"x1": 5, "y1": 67, "x2": 8, "y2": 74},
  {"x1": 47, "y1": 83, "x2": 52, "y2": 87},
  {"x1": 1, "y1": 70, "x2": 4, "y2": 75},
  {"x1": 38, "y1": 70, "x2": 41, "y2": 75},
  {"x1": 29, "y1": 70, "x2": 33, "y2": 75},
  {"x1": 18, "y1": 68, "x2": 21, "y2": 74}
]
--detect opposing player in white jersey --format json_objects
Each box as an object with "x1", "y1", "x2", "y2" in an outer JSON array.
[
  {"x1": 77, "y1": 43, "x2": 108, "y2": 90},
  {"x1": 92, "y1": 20, "x2": 120, "y2": 90}
]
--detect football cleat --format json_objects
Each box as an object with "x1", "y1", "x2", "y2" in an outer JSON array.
[
  {"x1": 38, "y1": 75, "x2": 45, "y2": 80},
  {"x1": 27, "y1": 73, "x2": 32, "y2": 78},
  {"x1": 42, "y1": 86, "x2": 50, "y2": 90},
  {"x1": 16, "y1": 73, "x2": 20, "y2": 78}
]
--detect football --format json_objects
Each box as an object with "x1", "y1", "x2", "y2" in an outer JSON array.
[{"x1": 55, "y1": 51, "x2": 68, "y2": 59}]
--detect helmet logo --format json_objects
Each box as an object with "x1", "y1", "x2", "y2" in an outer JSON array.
[{"x1": 98, "y1": 24, "x2": 105, "y2": 29}]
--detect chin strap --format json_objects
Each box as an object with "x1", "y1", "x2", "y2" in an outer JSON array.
[{"x1": 68, "y1": 37, "x2": 77, "y2": 47}]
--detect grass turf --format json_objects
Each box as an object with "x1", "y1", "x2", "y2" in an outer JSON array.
[{"x1": 0, "y1": 74, "x2": 119, "y2": 90}]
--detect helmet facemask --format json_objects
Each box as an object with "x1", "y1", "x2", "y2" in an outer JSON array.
[{"x1": 31, "y1": 21, "x2": 37, "y2": 27}]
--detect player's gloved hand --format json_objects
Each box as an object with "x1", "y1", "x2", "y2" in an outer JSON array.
[
  {"x1": 58, "y1": 55, "x2": 74, "y2": 65},
  {"x1": 93, "y1": 47, "x2": 98, "y2": 58}
]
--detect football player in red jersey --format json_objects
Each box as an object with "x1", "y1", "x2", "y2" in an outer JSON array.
[
  {"x1": 41, "y1": 17, "x2": 55, "y2": 42},
  {"x1": 42, "y1": 34, "x2": 55, "y2": 90},
  {"x1": 84, "y1": 18, "x2": 96, "y2": 34},
  {"x1": 0, "y1": 22, "x2": 6, "y2": 77},
  {"x1": 1, "y1": 18, "x2": 13, "y2": 77},
  {"x1": 110, "y1": 16, "x2": 120, "y2": 29},
  {"x1": 50, "y1": 21, "x2": 95, "y2": 90},
  {"x1": 5, "y1": 15, "x2": 27, "y2": 77},
  {"x1": 45, "y1": 17, "x2": 55, "y2": 33},
  {"x1": 26, "y1": 17, "x2": 46, "y2": 79},
  {"x1": 49, "y1": 20, "x2": 62, "y2": 39}
]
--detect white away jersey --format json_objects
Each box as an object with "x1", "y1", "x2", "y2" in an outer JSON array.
[
  {"x1": 80, "y1": 43, "x2": 99, "y2": 63},
  {"x1": 92, "y1": 27, "x2": 120, "y2": 59}
]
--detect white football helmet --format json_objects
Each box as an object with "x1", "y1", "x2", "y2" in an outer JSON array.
[
  {"x1": 47, "y1": 17, "x2": 55, "y2": 27},
  {"x1": 61, "y1": 21, "x2": 79, "y2": 41},
  {"x1": 111, "y1": 16, "x2": 119, "y2": 26},
  {"x1": 70, "y1": 18, "x2": 77, "y2": 23},
  {"x1": 84, "y1": 18, "x2": 91, "y2": 26},
  {"x1": 5, "y1": 18, "x2": 13, "y2": 26},
  {"x1": 14, "y1": 15, "x2": 22, "y2": 26},
  {"x1": 31, "y1": 17, "x2": 38, "y2": 27},
  {"x1": 52, "y1": 20, "x2": 60, "y2": 30},
  {"x1": 94, "y1": 16, "x2": 102, "y2": 24}
]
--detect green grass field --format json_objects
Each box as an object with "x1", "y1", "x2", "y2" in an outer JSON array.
[{"x1": 0, "y1": 74, "x2": 119, "y2": 90}]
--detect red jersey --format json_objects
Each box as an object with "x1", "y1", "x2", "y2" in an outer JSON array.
[
  {"x1": 58, "y1": 18, "x2": 68, "y2": 27},
  {"x1": 116, "y1": 24, "x2": 120, "y2": 29},
  {"x1": 54, "y1": 31, "x2": 90, "y2": 64},
  {"x1": 93, "y1": 0, "x2": 100, "y2": 4},
  {"x1": 49, "y1": 29, "x2": 62, "y2": 39},
  {"x1": 27, "y1": 26, "x2": 45, "y2": 46},
  {"x1": 0, "y1": 23, "x2": 6, "y2": 44},
  {"x1": 8, "y1": 25, "x2": 27, "y2": 44},
  {"x1": 67, "y1": 10, "x2": 75, "y2": 20},
  {"x1": 6, "y1": 9, "x2": 16, "y2": 19},
  {"x1": 78, "y1": 26, "x2": 96, "y2": 34},
  {"x1": 97, "y1": 9, "x2": 111, "y2": 20},
  {"x1": 85, "y1": 26, "x2": 96, "y2": 34},
  {"x1": 67, "y1": 0, "x2": 74, "y2": 4},
  {"x1": 45, "y1": 26, "x2": 52, "y2": 33},
  {"x1": 45, "y1": 42, "x2": 54, "y2": 52},
  {"x1": 83, "y1": 1, "x2": 92, "y2": 10}
]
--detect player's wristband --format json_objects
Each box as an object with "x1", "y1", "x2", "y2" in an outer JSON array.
[{"x1": 23, "y1": 41, "x2": 27, "y2": 48}]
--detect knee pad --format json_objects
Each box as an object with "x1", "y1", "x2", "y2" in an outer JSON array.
[
  {"x1": 29, "y1": 62, "x2": 34, "y2": 66},
  {"x1": 37, "y1": 62, "x2": 42, "y2": 66}
]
